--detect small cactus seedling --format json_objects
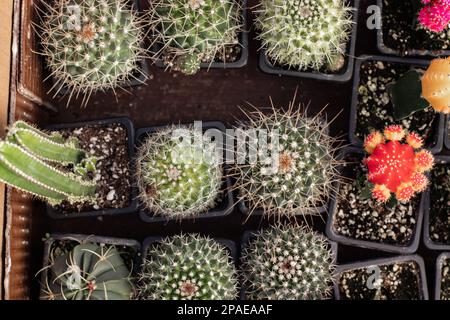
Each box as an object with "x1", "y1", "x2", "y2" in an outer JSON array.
[
  {"x1": 364, "y1": 125, "x2": 435, "y2": 203},
  {"x1": 422, "y1": 56, "x2": 450, "y2": 114},
  {"x1": 0, "y1": 121, "x2": 96, "y2": 206},
  {"x1": 136, "y1": 125, "x2": 223, "y2": 219},
  {"x1": 41, "y1": 243, "x2": 134, "y2": 300},
  {"x1": 241, "y1": 225, "x2": 335, "y2": 300},
  {"x1": 37, "y1": 0, "x2": 147, "y2": 105},
  {"x1": 255, "y1": 0, "x2": 353, "y2": 71},
  {"x1": 138, "y1": 234, "x2": 238, "y2": 300},
  {"x1": 148, "y1": 0, "x2": 243, "y2": 75}
]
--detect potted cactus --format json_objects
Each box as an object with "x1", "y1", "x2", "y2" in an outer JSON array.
[
  {"x1": 377, "y1": 0, "x2": 450, "y2": 57},
  {"x1": 39, "y1": 233, "x2": 140, "y2": 300},
  {"x1": 256, "y1": 0, "x2": 359, "y2": 81},
  {"x1": 36, "y1": 0, "x2": 148, "y2": 105},
  {"x1": 435, "y1": 253, "x2": 450, "y2": 300},
  {"x1": 148, "y1": 0, "x2": 247, "y2": 75},
  {"x1": 137, "y1": 234, "x2": 238, "y2": 300},
  {"x1": 240, "y1": 225, "x2": 336, "y2": 300}
]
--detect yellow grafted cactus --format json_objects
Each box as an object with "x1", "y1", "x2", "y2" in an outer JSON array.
[{"x1": 422, "y1": 56, "x2": 450, "y2": 114}]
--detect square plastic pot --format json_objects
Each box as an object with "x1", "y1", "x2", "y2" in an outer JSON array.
[
  {"x1": 153, "y1": 0, "x2": 249, "y2": 71},
  {"x1": 258, "y1": 0, "x2": 359, "y2": 82},
  {"x1": 423, "y1": 155, "x2": 450, "y2": 250},
  {"x1": 334, "y1": 254, "x2": 429, "y2": 300},
  {"x1": 376, "y1": 0, "x2": 450, "y2": 58},
  {"x1": 46, "y1": 117, "x2": 138, "y2": 219},
  {"x1": 135, "y1": 121, "x2": 234, "y2": 223},
  {"x1": 39, "y1": 233, "x2": 141, "y2": 300},
  {"x1": 435, "y1": 252, "x2": 450, "y2": 300},
  {"x1": 326, "y1": 147, "x2": 425, "y2": 254},
  {"x1": 349, "y1": 55, "x2": 445, "y2": 154},
  {"x1": 238, "y1": 199, "x2": 327, "y2": 217}
]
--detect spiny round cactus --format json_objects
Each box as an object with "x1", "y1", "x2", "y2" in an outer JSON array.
[
  {"x1": 38, "y1": 0, "x2": 146, "y2": 100},
  {"x1": 148, "y1": 0, "x2": 243, "y2": 75},
  {"x1": 138, "y1": 234, "x2": 238, "y2": 300},
  {"x1": 421, "y1": 56, "x2": 450, "y2": 114},
  {"x1": 41, "y1": 243, "x2": 133, "y2": 300},
  {"x1": 232, "y1": 103, "x2": 341, "y2": 217},
  {"x1": 136, "y1": 125, "x2": 223, "y2": 219},
  {"x1": 256, "y1": 0, "x2": 353, "y2": 71},
  {"x1": 241, "y1": 225, "x2": 335, "y2": 300}
]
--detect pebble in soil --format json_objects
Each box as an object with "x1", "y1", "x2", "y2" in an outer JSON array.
[
  {"x1": 339, "y1": 261, "x2": 423, "y2": 300},
  {"x1": 355, "y1": 60, "x2": 436, "y2": 145},
  {"x1": 53, "y1": 124, "x2": 131, "y2": 214},
  {"x1": 333, "y1": 155, "x2": 419, "y2": 246},
  {"x1": 429, "y1": 164, "x2": 450, "y2": 245},
  {"x1": 441, "y1": 258, "x2": 450, "y2": 300},
  {"x1": 382, "y1": 0, "x2": 450, "y2": 54}
]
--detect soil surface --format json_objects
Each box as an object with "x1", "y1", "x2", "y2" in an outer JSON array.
[
  {"x1": 441, "y1": 258, "x2": 450, "y2": 300},
  {"x1": 429, "y1": 165, "x2": 450, "y2": 245}
]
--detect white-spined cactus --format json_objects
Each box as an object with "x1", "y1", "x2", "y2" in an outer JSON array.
[{"x1": 256, "y1": 0, "x2": 353, "y2": 71}]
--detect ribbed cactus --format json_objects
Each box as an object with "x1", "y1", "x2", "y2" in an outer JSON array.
[
  {"x1": 241, "y1": 225, "x2": 335, "y2": 300},
  {"x1": 41, "y1": 243, "x2": 133, "y2": 300},
  {"x1": 256, "y1": 0, "x2": 353, "y2": 71},
  {"x1": 37, "y1": 0, "x2": 146, "y2": 100},
  {"x1": 148, "y1": 0, "x2": 243, "y2": 75},
  {"x1": 138, "y1": 234, "x2": 238, "y2": 300},
  {"x1": 421, "y1": 56, "x2": 450, "y2": 114},
  {"x1": 0, "y1": 121, "x2": 96, "y2": 206},
  {"x1": 232, "y1": 105, "x2": 341, "y2": 217},
  {"x1": 136, "y1": 125, "x2": 223, "y2": 219}
]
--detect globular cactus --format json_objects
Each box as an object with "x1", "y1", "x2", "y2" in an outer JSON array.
[
  {"x1": 241, "y1": 225, "x2": 335, "y2": 300},
  {"x1": 148, "y1": 0, "x2": 243, "y2": 75},
  {"x1": 37, "y1": 0, "x2": 146, "y2": 102},
  {"x1": 418, "y1": 0, "x2": 450, "y2": 33},
  {"x1": 422, "y1": 56, "x2": 450, "y2": 114},
  {"x1": 136, "y1": 125, "x2": 223, "y2": 219},
  {"x1": 138, "y1": 234, "x2": 238, "y2": 300},
  {"x1": 0, "y1": 121, "x2": 96, "y2": 206},
  {"x1": 364, "y1": 125, "x2": 435, "y2": 203},
  {"x1": 41, "y1": 243, "x2": 134, "y2": 300},
  {"x1": 256, "y1": 0, "x2": 353, "y2": 71},
  {"x1": 232, "y1": 104, "x2": 341, "y2": 217}
]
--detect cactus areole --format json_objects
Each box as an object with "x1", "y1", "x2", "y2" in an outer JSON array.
[{"x1": 364, "y1": 125, "x2": 434, "y2": 203}]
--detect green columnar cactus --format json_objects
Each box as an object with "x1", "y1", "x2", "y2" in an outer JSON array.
[
  {"x1": 0, "y1": 121, "x2": 96, "y2": 205},
  {"x1": 138, "y1": 234, "x2": 238, "y2": 300},
  {"x1": 136, "y1": 125, "x2": 223, "y2": 219},
  {"x1": 232, "y1": 105, "x2": 341, "y2": 217},
  {"x1": 256, "y1": 0, "x2": 353, "y2": 71},
  {"x1": 38, "y1": 0, "x2": 146, "y2": 100},
  {"x1": 41, "y1": 243, "x2": 134, "y2": 300},
  {"x1": 241, "y1": 225, "x2": 335, "y2": 300},
  {"x1": 148, "y1": 0, "x2": 243, "y2": 75}
]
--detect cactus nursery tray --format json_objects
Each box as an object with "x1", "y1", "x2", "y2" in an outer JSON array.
[{"x1": 2, "y1": 0, "x2": 450, "y2": 302}]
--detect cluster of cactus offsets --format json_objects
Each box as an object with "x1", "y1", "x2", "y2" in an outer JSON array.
[
  {"x1": 364, "y1": 125, "x2": 435, "y2": 203},
  {"x1": 241, "y1": 225, "x2": 335, "y2": 300},
  {"x1": 136, "y1": 125, "x2": 223, "y2": 218},
  {"x1": 138, "y1": 234, "x2": 238, "y2": 300},
  {"x1": 148, "y1": 0, "x2": 243, "y2": 75},
  {"x1": 422, "y1": 56, "x2": 450, "y2": 114},
  {"x1": 0, "y1": 121, "x2": 96, "y2": 206},
  {"x1": 232, "y1": 103, "x2": 341, "y2": 217},
  {"x1": 38, "y1": 0, "x2": 146, "y2": 102},
  {"x1": 41, "y1": 243, "x2": 134, "y2": 300},
  {"x1": 255, "y1": 0, "x2": 353, "y2": 71}
]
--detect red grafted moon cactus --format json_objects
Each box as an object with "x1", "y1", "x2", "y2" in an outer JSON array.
[{"x1": 363, "y1": 125, "x2": 434, "y2": 203}]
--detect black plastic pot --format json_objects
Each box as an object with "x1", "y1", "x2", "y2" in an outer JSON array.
[
  {"x1": 349, "y1": 55, "x2": 445, "y2": 154},
  {"x1": 135, "y1": 121, "x2": 234, "y2": 223},
  {"x1": 376, "y1": 0, "x2": 450, "y2": 58},
  {"x1": 39, "y1": 233, "x2": 141, "y2": 300},
  {"x1": 326, "y1": 147, "x2": 424, "y2": 254},
  {"x1": 423, "y1": 155, "x2": 450, "y2": 251},
  {"x1": 238, "y1": 199, "x2": 327, "y2": 217},
  {"x1": 153, "y1": 0, "x2": 249, "y2": 71},
  {"x1": 46, "y1": 117, "x2": 138, "y2": 219},
  {"x1": 445, "y1": 116, "x2": 450, "y2": 150},
  {"x1": 258, "y1": 0, "x2": 359, "y2": 82},
  {"x1": 334, "y1": 255, "x2": 429, "y2": 300},
  {"x1": 435, "y1": 252, "x2": 450, "y2": 300}
]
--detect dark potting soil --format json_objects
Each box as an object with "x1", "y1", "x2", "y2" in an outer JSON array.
[
  {"x1": 441, "y1": 258, "x2": 450, "y2": 300},
  {"x1": 429, "y1": 165, "x2": 450, "y2": 245},
  {"x1": 53, "y1": 123, "x2": 132, "y2": 214},
  {"x1": 382, "y1": 0, "x2": 450, "y2": 54},
  {"x1": 355, "y1": 60, "x2": 435, "y2": 143},
  {"x1": 339, "y1": 260, "x2": 422, "y2": 300},
  {"x1": 333, "y1": 155, "x2": 419, "y2": 245}
]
